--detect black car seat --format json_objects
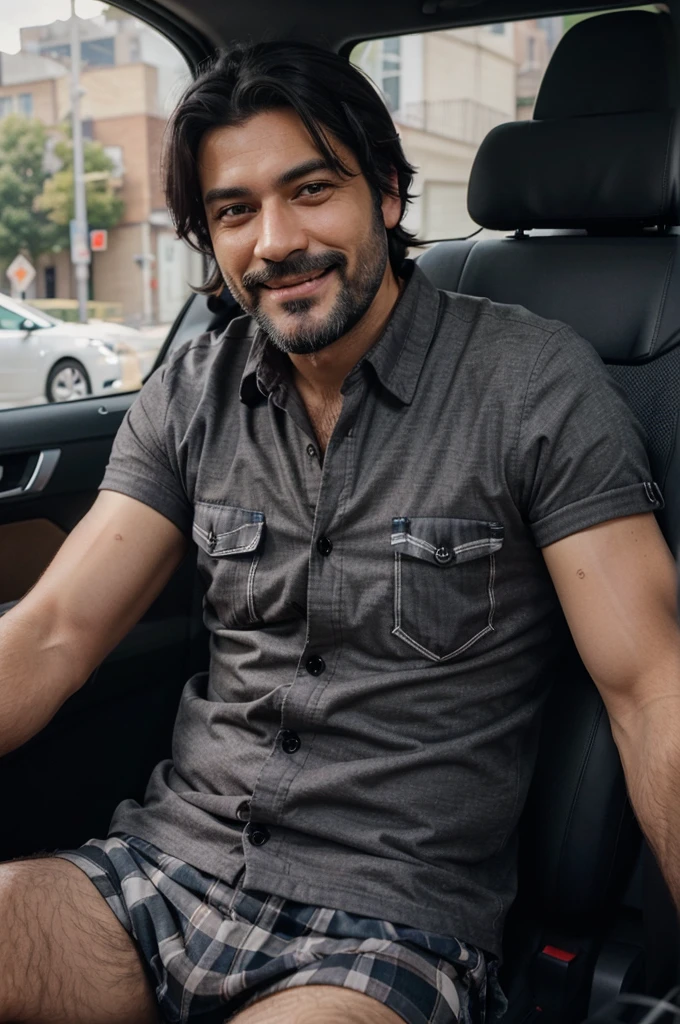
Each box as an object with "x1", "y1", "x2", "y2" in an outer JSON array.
[{"x1": 417, "y1": 10, "x2": 680, "y2": 1022}]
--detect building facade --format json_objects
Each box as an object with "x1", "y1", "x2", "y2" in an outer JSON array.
[
  {"x1": 0, "y1": 11, "x2": 566, "y2": 323},
  {"x1": 0, "y1": 12, "x2": 200, "y2": 326},
  {"x1": 355, "y1": 24, "x2": 518, "y2": 242}
]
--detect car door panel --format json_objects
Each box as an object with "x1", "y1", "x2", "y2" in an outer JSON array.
[{"x1": 0, "y1": 331, "x2": 210, "y2": 861}]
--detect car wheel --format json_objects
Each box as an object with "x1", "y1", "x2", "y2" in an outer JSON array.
[{"x1": 46, "y1": 359, "x2": 92, "y2": 403}]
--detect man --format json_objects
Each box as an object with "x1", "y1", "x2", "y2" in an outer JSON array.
[{"x1": 1, "y1": 41, "x2": 679, "y2": 1024}]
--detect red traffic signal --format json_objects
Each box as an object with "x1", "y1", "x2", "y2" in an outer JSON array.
[{"x1": 90, "y1": 229, "x2": 108, "y2": 252}]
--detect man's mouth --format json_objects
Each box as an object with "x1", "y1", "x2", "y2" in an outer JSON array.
[{"x1": 261, "y1": 265, "x2": 336, "y2": 301}]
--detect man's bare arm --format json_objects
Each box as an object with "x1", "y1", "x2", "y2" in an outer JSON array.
[
  {"x1": 543, "y1": 512, "x2": 680, "y2": 911},
  {"x1": 0, "y1": 490, "x2": 189, "y2": 757}
]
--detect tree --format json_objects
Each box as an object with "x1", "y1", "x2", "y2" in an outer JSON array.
[
  {"x1": 35, "y1": 133, "x2": 125, "y2": 243},
  {"x1": 0, "y1": 116, "x2": 61, "y2": 266}
]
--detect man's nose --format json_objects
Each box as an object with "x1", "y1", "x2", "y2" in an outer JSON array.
[{"x1": 253, "y1": 199, "x2": 308, "y2": 264}]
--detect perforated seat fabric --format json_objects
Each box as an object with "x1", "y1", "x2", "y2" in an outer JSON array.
[{"x1": 418, "y1": 8, "x2": 680, "y2": 940}]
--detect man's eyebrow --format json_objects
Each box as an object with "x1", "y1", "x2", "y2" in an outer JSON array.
[
  {"x1": 203, "y1": 159, "x2": 335, "y2": 206},
  {"x1": 276, "y1": 157, "x2": 334, "y2": 187},
  {"x1": 204, "y1": 185, "x2": 251, "y2": 205}
]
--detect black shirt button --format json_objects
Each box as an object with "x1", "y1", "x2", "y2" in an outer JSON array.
[
  {"x1": 247, "y1": 824, "x2": 270, "y2": 847},
  {"x1": 435, "y1": 546, "x2": 453, "y2": 565},
  {"x1": 235, "y1": 800, "x2": 250, "y2": 821},
  {"x1": 317, "y1": 536, "x2": 333, "y2": 557},
  {"x1": 305, "y1": 655, "x2": 325, "y2": 676},
  {"x1": 306, "y1": 444, "x2": 317, "y2": 458},
  {"x1": 281, "y1": 729, "x2": 301, "y2": 754}
]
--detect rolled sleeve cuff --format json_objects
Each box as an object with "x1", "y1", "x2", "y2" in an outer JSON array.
[
  {"x1": 99, "y1": 472, "x2": 193, "y2": 538},
  {"x1": 531, "y1": 480, "x2": 664, "y2": 548}
]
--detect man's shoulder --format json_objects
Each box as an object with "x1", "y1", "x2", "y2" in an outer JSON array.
[
  {"x1": 158, "y1": 312, "x2": 257, "y2": 414},
  {"x1": 167, "y1": 311, "x2": 256, "y2": 378},
  {"x1": 437, "y1": 287, "x2": 571, "y2": 348},
  {"x1": 429, "y1": 286, "x2": 610, "y2": 408}
]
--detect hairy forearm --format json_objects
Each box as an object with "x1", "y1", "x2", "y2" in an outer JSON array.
[
  {"x1": 0, "y1": 603, "x2": 89, "y2": 758},
  {"x1": 613, "y1": 694, "x2": 680, "y2": 914}
]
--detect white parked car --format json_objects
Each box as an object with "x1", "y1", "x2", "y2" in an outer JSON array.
[{"x1": 0, "y1": 293, "x2": 161, "y2": 405}]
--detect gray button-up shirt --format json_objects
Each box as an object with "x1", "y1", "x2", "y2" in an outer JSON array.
[{"x1": 102, "y1": 262, "x2": 659, "y2": 956}]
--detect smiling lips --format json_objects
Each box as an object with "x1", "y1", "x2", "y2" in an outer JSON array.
[{"x1": 262, "y1": 266, "x2": 334, "y2": 301}]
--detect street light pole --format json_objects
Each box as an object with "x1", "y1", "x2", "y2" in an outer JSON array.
[{"x1": 70, "y1": 0, "x2": 89, "y2": 323}]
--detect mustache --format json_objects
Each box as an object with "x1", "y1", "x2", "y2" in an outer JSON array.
[{"x1": 241, "y1": 251, "x2": 346, "y2": 293}]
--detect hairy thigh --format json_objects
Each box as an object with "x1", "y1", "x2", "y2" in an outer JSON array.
[
  {"x1": 230, "y1": 985, "x2": 406, "y2": 1024},
  {"x1": 0, "y1": 857, "x2": 160, "y2": 1024}
]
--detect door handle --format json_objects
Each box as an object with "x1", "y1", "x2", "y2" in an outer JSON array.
[{"x1": 0, "y1": 449, "x2": 61, "y2": 500}]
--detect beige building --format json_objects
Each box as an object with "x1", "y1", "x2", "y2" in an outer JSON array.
[
  {"x1": 0, "y1": 14, "x2": 198, "y2": 326},
  {"x1": 355, "y1": 25, "x2": 517, "y2": 242},
  {"x1": 1, "y1": 12, "x2": 564, "y2": 321},
  {"x1": 354, "y1": 18, "x2": 566, "y2": 242}
]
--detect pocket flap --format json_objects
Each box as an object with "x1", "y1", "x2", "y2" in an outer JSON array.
[
  {"x1": 193, "y1": 503, "x2": 265, "y2": 556},
  {"x1": 391, "y1": 516, "x2": 504, "y2": 566}
]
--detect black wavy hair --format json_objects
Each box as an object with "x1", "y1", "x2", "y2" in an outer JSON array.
[{"x1": 164, "y1": 41, "x2": 422, "y2": 293}]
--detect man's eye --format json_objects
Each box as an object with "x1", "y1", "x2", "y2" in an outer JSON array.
[
  {"x1": 299, "y1": 183, "x2": 329, "y2": 197},
  {"x1": 220, "y1": 204, "x2": 251, "y2": 219}
]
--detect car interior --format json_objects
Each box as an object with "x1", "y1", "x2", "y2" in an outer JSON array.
[{"x1": 1, "y1": 0, "x2": 680, "y2": 1021}]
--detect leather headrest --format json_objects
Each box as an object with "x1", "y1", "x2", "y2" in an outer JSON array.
[
  {"x1": 468, "y1": 11, "x2": 680, "y2": 231},
  {"x1": 535, "y1": 10, "x2": 678, "y2": 118}
]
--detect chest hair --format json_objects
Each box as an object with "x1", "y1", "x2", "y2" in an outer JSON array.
[{"x1": 306, "y1": 395, "x2": 343, "y2": 455}]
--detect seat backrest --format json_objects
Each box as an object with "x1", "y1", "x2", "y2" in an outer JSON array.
[{"x1": 418, "y1": 6, "x2": 680, "y2": 944}]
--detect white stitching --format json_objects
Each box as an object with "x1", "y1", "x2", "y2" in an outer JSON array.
[
  {"x1": 487, "y1": 553, "x2": 496, "y2": 630},
  {"x1": 247, "y1": 555, "x2": 260, "y2": 623},
  {"x1": 391, "y1": 533, "x2": 503, "y2": 561},
  {"x1": 391, "y1": 534, "x2": 436, "y2": 555},
  {"x1": 392, "y1": 623, "x2": 493, "y2": 663},
  {"x1": 454, "y1": 538, "x2": 497, "y2": 554},
  {"x1": 394, "y1": 552, "x2": 402, "y2": 630},
  {"x1": 194, "y1": 520, "x2": 260, "y2": 542},
  {"x1": 392, "y1": 547, "x2": 497, "y2": 662},
  {"x1": 192, "y1": 521, "x2": 263, "y2": 555},
  {"x1": 195, "y1": 500, "x2": 264, "y2": 517}
]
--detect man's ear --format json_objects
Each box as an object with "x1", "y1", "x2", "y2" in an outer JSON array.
[{"x1": 381, "y1": 171, "x2": 402, "y2": 231}]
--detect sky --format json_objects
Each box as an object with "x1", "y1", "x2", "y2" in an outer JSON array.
[{"x1": 0, "y1": 0, "x2": 105, "y2": 55}]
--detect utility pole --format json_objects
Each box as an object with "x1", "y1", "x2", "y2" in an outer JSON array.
[{"x1": 70, "y1": 0, "x2": 90, "y2": 323}]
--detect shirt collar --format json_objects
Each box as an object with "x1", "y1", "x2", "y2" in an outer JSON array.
[
  {"x1": 239, "y1": 330, "x2": 282, "y2": 406},
  {"x1": 359, "y1": 260, "x2": 442, "y2": 405},
  {"x1": 239, "y1": 260, "x2": 442, "y2": 408}
]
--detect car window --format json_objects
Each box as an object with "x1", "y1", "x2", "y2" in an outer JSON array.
[
  {"x1": 0, "y1": 1, "x2": 197, "y2": 411},
  {"x1": 0, "y1": 305, "x2": 27, "y2": 330},
  {"x1": 350, "y1": 19, "x2": 561, "y2": 243},
  {"x1": 15, "y1": 300, "x2": 57, "y2": 326},
  {"x1": 350, "y1": 9, "x2": 659, "y2": 246}
]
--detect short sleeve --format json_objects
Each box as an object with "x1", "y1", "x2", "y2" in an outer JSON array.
[
  {"x1": 517, "y1": 326, "x2": 663, "y2": 548},
  {"x1": 99, "y1": 364, "x2": 193, "y2": 537}
]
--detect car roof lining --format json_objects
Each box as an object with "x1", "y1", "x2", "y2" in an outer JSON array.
[{"x1": 109, "y1": 0, "x2": 679, "y2": 68}]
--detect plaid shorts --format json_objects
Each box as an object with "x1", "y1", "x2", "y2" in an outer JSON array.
[{"x1": 56, "y1": 835, "x2": 506, "y2": 1024}]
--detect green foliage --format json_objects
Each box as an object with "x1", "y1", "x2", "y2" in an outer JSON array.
[
  {"x1": 0, "y1": 116, "x2": 125, "y2": 266},
  {"x1": 0, "y1": 116, "x2": 61, "y2": 265},
  {"x1": 35, "y1": 131, "x2": 125, "y2": 244}
]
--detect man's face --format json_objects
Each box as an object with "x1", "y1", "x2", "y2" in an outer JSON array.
[{"x1": 199, "y1": 108, "x2": 401, "y2": 354}]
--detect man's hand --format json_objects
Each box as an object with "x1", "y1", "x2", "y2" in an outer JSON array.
[{"x1": 543, "y1": 512, "x2": 680, "y2": 914}]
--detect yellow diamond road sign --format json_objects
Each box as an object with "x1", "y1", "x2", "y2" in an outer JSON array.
[{"x1": 6, "y1": 254, "x2": 36, "y2": 293}]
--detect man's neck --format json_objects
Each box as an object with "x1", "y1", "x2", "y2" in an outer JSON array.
[{"x1": 288, "y1": 266, "x2": 403, "y2": 399}]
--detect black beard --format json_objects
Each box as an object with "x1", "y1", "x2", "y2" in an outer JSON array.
[{"x1": 224, "y1": 213, "x2": 389, "y2": 355}]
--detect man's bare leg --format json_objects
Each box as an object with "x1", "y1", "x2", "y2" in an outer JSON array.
[
  {"x1": 231, "y1": 986, "x2": 406, "y2": 1024},
  {"x1": 0, "y1": 858, "x2": 160, "y2": 1024}
]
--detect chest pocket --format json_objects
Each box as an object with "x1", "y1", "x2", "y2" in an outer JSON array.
[
  {"x1": 391, "y1": 516, "x2": 504, "y2": 662},
  {"x1": 193, "y1": 502, "x2": 265, "y2": 629}
]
